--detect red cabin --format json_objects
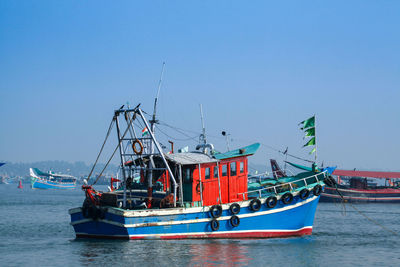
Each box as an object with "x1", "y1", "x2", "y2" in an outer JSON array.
[{"x1": 160, "y1": 143, "x2": 260, "y2": 207}]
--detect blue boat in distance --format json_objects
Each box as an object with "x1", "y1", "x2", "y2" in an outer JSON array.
[{"x1": 30, "y1": 168, "x2": 77, "y2": 189}]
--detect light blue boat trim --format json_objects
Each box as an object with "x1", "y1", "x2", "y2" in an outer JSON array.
[{"x1": 32, "y1": 179, "x2": 76, "y2": 189}]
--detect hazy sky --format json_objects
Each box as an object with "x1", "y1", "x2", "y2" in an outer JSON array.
[{"x1": 1, "y1": 1, "x2": 399, "y2": 171}]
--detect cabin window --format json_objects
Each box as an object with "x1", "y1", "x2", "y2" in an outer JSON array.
[
  {"x1": 230, "y1": 162, "x2": 237, "y2": 176},
  {"x1": 213, "y1": 166, "x2": 219, "y2": 178},
  {"x1": 222, "y1": 165, "x2": 228, "y2": 176},
  {"x1": 240, "y1": 162, "x2": 244, "y2": 173},
  {"x1": 205, "y1": 167, "x2": 210, "y2": 179}
]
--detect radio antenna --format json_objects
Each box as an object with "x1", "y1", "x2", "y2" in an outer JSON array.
[{"x1": 151, "y1": 62, "x2": 166, "y2": 130}]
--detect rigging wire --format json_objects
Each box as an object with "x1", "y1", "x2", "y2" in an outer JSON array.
[
  {"x1": 91, "y1": 112, "x2": 137, "y2": 186},
  {"x1": 146, "y1": 110, "x2": 314, "y2": 163},
  {"x1": 155, "y1": 124, "x2": 199, "y2": 142},
  {"x1": 87, "y1": 118, "x2": 115, "y2": 182},
  {"x1": 158, "y1": 121, "x2": 201, "y2": 138}
]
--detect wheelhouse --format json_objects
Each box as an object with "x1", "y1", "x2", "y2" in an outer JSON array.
[{"x1": 164, "y1": 150, "x2": 252, "y2": 207}]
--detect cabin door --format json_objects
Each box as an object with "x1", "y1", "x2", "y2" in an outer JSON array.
[
  {"x1": 182, "y1": 166, "x2": 194, "y2": 202},
  {"x1": 228, "y1": 162, "x2": 240, "y2": 202},
  {"x1": 201, "y1": 165, "x2": 220, "y2": 206},
  {"x1": 219, "y1": 164, "x2": 229, "y2": 203}
]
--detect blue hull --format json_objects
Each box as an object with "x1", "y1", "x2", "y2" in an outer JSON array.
[
  {"x1": 69, "y1": 193, "x2": 321, "y2": 239},
  {"x1": 32, "y1": 180, "x2": 76, "y2": 190}
]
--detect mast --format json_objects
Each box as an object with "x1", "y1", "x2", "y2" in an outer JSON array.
[
  {"x1": 150, "y1": 62, "x2": 165, "y2": 133},
  {"x1": 115, "y1": 115, "x2": 128, "y2": 208},
  {"x1": 148, "y1": 62, "x2": 165, "y2": 201},
  {"x1": 314, "y1": 114, "x2": 317, "y2": 163}
]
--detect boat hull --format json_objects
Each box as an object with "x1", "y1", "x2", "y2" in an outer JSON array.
[
  {"x1": 321, "y1": 187, "x2": 400, "y2": 203},
  {"x1": 69, "y1": 194, "x2": 320, "y2": 240},
  {"x1": 31, "y1": 179, "x2": 76, "y2": 190}
]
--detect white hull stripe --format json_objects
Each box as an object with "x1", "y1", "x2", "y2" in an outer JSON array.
[
  {"x1": 69, "y1": 183, "x2": 324, "y2": 217},
  {"x1": 74, "y1": 226, "x2": 313, "y2": 238},
  {"x1": 71, "y1": 195, "x2": 318, "y2": 227}
]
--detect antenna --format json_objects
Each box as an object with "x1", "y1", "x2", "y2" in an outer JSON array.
[
  {"x1": 151, "y1": 62, "x2": 166, "y2": 130},
  {"x1": 222, "y1": 131, "x2": 231, "y2": 151},
  {"x1": 199, "y1": 104, "x2": 207, "y2": 152},
  {"x1": 199, "y1": 104, "x2": 206, "y2": 142}
]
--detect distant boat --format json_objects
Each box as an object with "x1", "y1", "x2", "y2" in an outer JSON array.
[
  {"x1": 0, "y1": 163, "x2": 8, "y2": 184},
  {"x1": 30, "y1": 168, "x2": 77, "y2": 189},
  {"x1": 320, "y1": 169, "x2": 400, "y2": 203},
  {"x1": 18, "y1": 180, "x2": 23, "y2": 189}
]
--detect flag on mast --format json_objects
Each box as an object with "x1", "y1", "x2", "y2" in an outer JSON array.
[
  {"x1": 299, "y1": 116, "x2": 315, "y2": 130},
  {"x1": 142, "y1": 127, "x2": 149, "y2": 136},
  {"x1": 299, "y1": 115, "x2": 316, "y2": 156}
]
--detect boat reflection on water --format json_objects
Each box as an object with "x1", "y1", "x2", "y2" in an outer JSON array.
[
  {"x1": 75, "y1": 239, "x2": 252, "y2": 266},
  {"x1": 188, "y1": 242, "x2": 251, "y2": 266}
]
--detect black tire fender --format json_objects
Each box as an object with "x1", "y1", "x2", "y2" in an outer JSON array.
[
  {"x1": 249, "y1": 199, "x2": 262, "y2": 211},
  {"x1": 299, "y1": 188, "x2": 310, "y2": 200},
  {"x1": 230, "y1": 215, "x2": 240, "y2": 227},
  {"x1": 210, "y1": 205, "x2": 223, "y2": 218},
  {"x1": 210, "y1": 219, "x2": 219, "y2": 231},
  {"x1": 229, "y1": 203, "x2": 240, "y2": 214},
  {"x1": 265, "y1": 196, "x2": 278, "y2": 208},
  {"x1": 324, "y1": 177, "x2": 336, "y2": 187},
  {"x1": 281, "y1": 192, "x2": 293, "y2": 204},
  {"x1": 313, "y1": 184, "x2": 322, "y2": 196}
]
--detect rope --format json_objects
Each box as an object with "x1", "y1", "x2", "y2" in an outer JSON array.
[
  {"x1": 332, "y1": 183, "x2": 399, "y2": 237},
  {"x1": 87, "y1": 118, "x2": 115, "y2": 182},
  {"x1": 348, "y1": 203, "x2": 399, "y2": 236}
]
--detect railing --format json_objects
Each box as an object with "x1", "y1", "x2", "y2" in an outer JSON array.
[
  {"x1": 248, "y1": 169, "x2": 296, "y2": 183},
  {"x1": 241, "y1": 171, "x2": 328, "y2": 199}
]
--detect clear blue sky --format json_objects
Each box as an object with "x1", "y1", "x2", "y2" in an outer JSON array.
[{"x1": 1, "y1": 1, "x2": 399, "y2": 171}]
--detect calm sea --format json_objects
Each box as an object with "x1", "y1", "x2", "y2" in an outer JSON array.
[{"x1": 0, "y1": 184, "x2": 399, "y2": 266}]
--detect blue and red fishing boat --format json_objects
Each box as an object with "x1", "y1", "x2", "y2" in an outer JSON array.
[{"x1": 69, "y1": 104, "x2": 332, "y2": 239}]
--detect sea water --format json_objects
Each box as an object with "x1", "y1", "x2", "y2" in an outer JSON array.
[{"x1": 0, "y1": 184, "x2": 399, "y2": 266}]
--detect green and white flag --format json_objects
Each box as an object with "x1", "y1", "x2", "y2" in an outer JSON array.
[
  {"x1": 304, "y1": 127, "x2": 315, "y2": 137},
  {"x1": 299, "y1": 116, "x2": 315, "y2": 130},
  {"x1": 303, "y1": 137, "x2": 315, "y2": 147},
  {"x1": 299, "y1": 115, "x2": 317, "y2": 159}
]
